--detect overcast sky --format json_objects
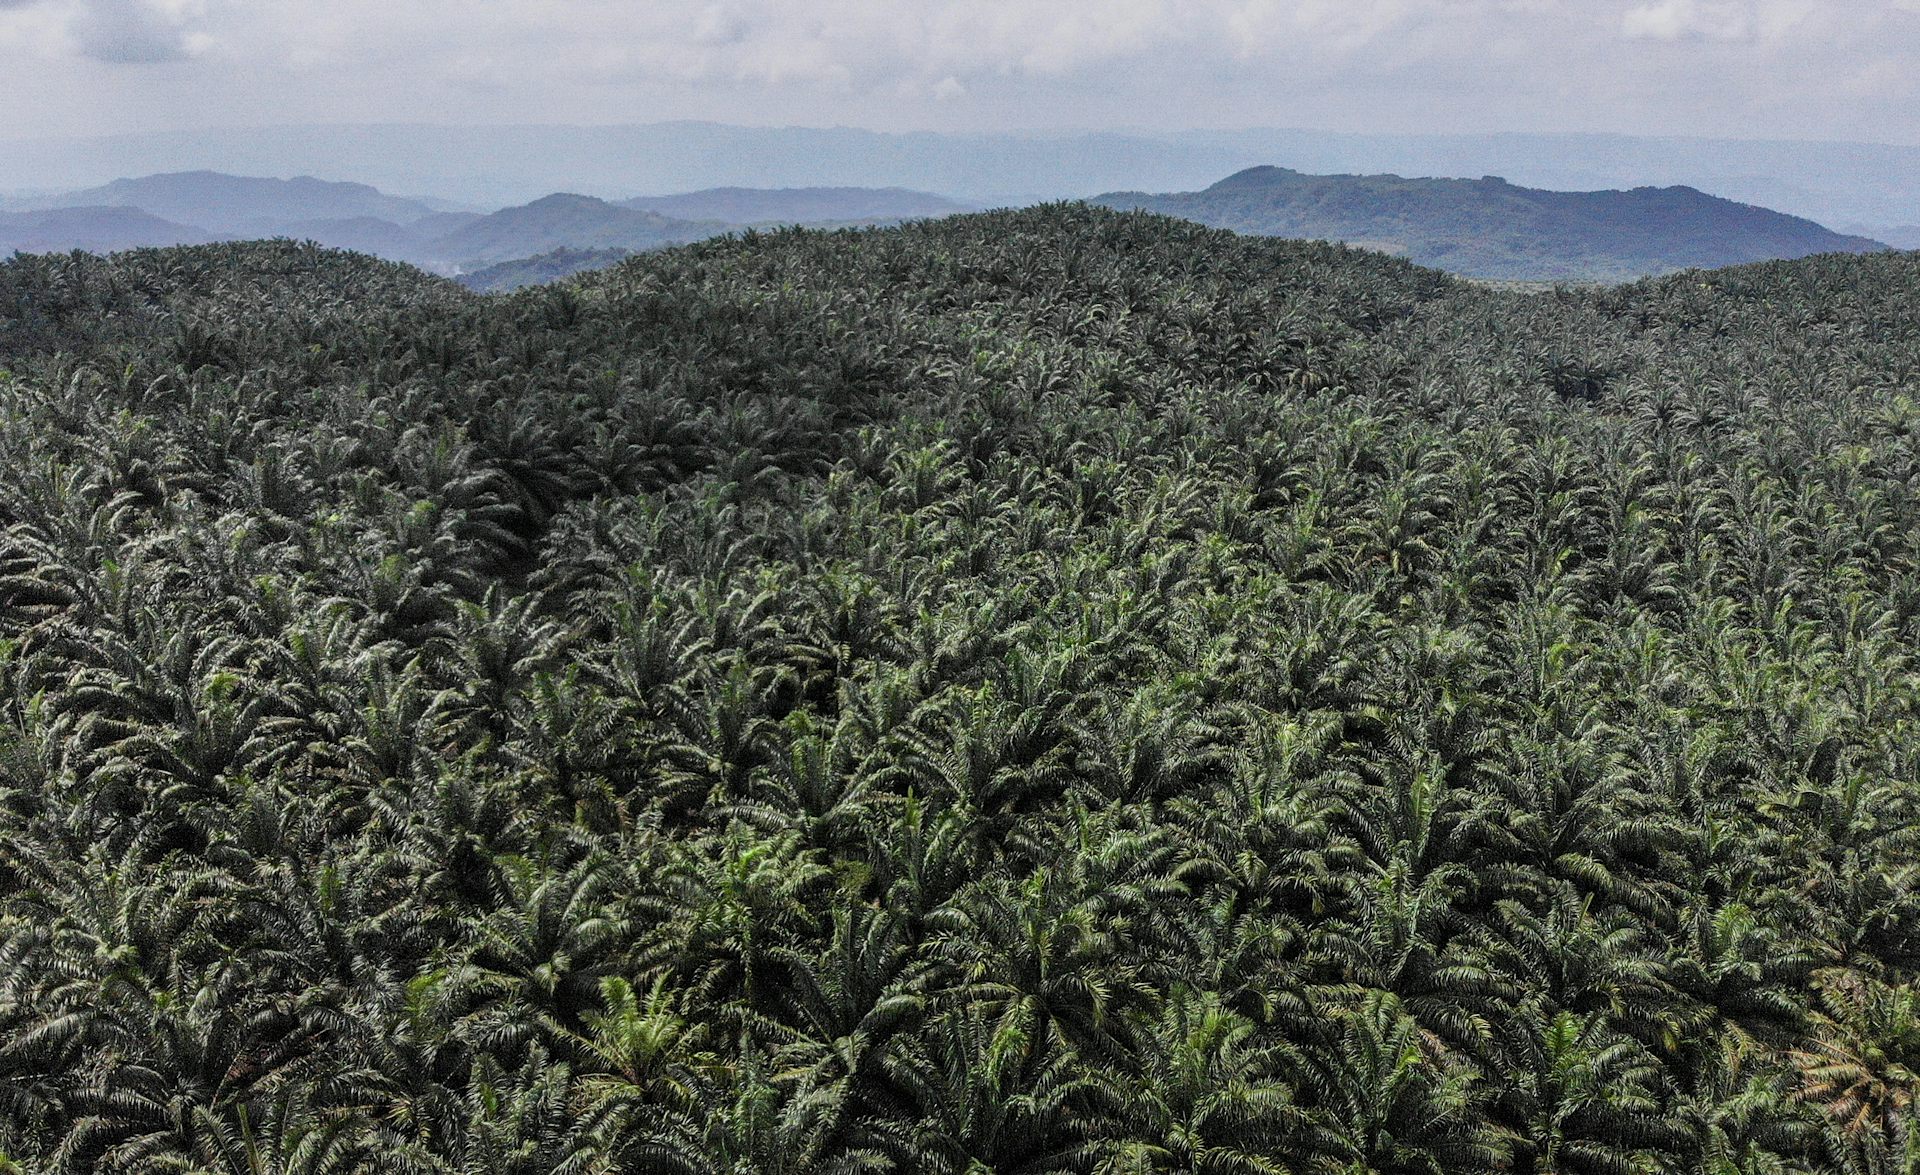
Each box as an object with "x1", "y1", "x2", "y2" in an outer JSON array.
[{"x1": 2, "y1": 0, "x2": 1917, "y2": 145}]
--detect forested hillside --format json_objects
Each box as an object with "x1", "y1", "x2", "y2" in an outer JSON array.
[
  {"x1": 0, "y1": 206, "x2": 222, "y2": 255},
  {"x1": 3, "y1": 207, "x2": 1920, "y2": 1173},
  {"x1": 455, "y1": 246, "x2": 637, "y2": 293},
  {"x1": 6, "y1": 171, "x2": 451, "y2": 235},
  {"x1": 1097, "y1": 167, "x2": 1888, "y2": 281},
  {"x1": 422, "y1": 194, "x2": 725, "y2": 270}
]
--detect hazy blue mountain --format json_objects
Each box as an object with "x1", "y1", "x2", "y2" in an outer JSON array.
[
  {"x1": 456, "y1": 247, "x2": 635, "y2": 292},
  {"x1": 408, "y1": 211, "x2": 486, "y2": 238},
  {"x1": 2, "y1": 156, "x2": 1897, "y2": 286},
  {"x1": 622, "y1": 186, "x2": 975, "y2": 224},
  {"x1": 0, "y1": 206, "x2": 221, "y2": 254},
  {"x1": 6, "y1": 123, "x2": 1920, "y2": 228},
  {"x1": 1096, "y1": 167, "x2": 1887, "y2": 281},
  {"x1": 1166, "y1": 131, "x2": 1920, "y2": 232},
  {"x1": 426, "y1": 194, "x2": 724, "y2": 269},
  {"x1": 452, "y1": 188, "x2": 973, "y2": 290},
  {"x1": 0, "y1": 182, "x2": 714, "y2": 274},
  {"x1": 10, "y1": 171, "x2": 446, "y2": 235}
]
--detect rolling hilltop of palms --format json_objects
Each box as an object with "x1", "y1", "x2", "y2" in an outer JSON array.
[{"x1": 2, "y1": 206, "x2": 1920, "y2": 1172}]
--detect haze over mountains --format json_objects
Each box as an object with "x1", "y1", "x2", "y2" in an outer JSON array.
[
  {"x1": 1098, "y1": 168, "x2": 1887, "y2": 282},
  {"x1": 6, "y1": 171, "x2": 461, "y2": 234},
  {"x1": 7, "y1": 122, "x2": 1920, "y2": 236},
  {"x1": 0, "y1": 174, "x2": 971, "y2": 278},
  {"x1": 0, "y1": 164, "x2": 1899, "y2": 287},
  {"x1": 0, "y1": 206, "x2": 220, "y2": 255},
  {"x1": 426, "y1": 194, "x2": 723, "y2": 267},
  {"x1": 623, "y1": 187, "x2": 976, "y2": 224}
]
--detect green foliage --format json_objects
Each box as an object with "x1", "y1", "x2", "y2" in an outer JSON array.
[{"x1": 1, "y1": 207, "x2": 1918, "y2": 1172}]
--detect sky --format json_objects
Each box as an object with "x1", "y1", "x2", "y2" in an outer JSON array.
[{"x1": 1, "y1": 0, "x2": 1918, "y2": 145}]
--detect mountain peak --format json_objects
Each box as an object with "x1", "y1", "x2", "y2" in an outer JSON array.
[
  {"x1": 523, "y1": 192, "x2": 611, "y2": 210},
  {"x1": 1206, "y1": 166, "x2": 1303, "y2": 191},
  {"x1": 430, "y1": 193, "x2": 717, "y2": 270}
]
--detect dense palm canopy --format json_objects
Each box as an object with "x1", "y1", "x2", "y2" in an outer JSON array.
[{"x1": 2, "y1": 206, "x2": 1919, "y2": 1173}]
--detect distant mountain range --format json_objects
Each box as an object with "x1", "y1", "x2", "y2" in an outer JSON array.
[
  {"x1": 0, "y1": 173, "x2": 973, "y2": 280},
  {"x1": 429, "y1": 194, "x2": 724, "y2": 266},
  {"x1": 622, "y1": 186, "x2": 977, "y2": 224},
  {"x1": 0, "y1": 206, "x2": 222, "y2": 255},
  {"x1": 1096, "y1": 168, "x2": 1887, "y2": 282},
  {"x1": 1, "y1": 167, "x2": 1901, "y2": 288},
  {"x1": 6, "y1": 171, "x2": 459, "y2": 235},
  {"x1": 7, "y1": 122, "x2": 1920, "y2": 233}
]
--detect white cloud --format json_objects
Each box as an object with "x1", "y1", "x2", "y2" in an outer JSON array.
[
  {"x1": 1622, "y1": 0, "x2": 1745, "y2": 39},
  {"x1": 1620, "y1": 0, "x2": 1814, "y2": 41},
  {"x1": 2, "y1": 0, "x2": 1919, "y2": 143},
  {"x1": 0, "y1": 0, "x2": 205, "y2": 62},
  {"x1": 1226, "y1": 0, "x2": 1428, "y2": 58},
  {"x1": 75, "y1": 0, "x2": 202, "y2": 62}
]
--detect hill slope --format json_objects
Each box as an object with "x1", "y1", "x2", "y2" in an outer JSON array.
[
  {"x1": 426, "y1": 192, "x2": 725, "y2": 268},
  {"x1": 0, "y1": 205, "x2": 221, "y2": 254},
  {"x1": 12, "y1": 170, "x2": 447, "y2": 235},
  {"x1": 0, "y1": 183, "x2": 718, "y2": 277},
  {"x1": 1097, "y1": 166, "x2": 1888, "y2": 280},
  {"x1": 5, "y1": 212, "x2": 1920, "y2": 1171}
]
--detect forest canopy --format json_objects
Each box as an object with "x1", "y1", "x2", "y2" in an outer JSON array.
[{"x1": 2, "y1": 207, "x2": 1920, "y2": 1173}]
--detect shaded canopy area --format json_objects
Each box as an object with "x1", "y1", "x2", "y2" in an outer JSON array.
[{"x1": 2, "y1": 208, "x2": 1920, "y2": 1172}]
